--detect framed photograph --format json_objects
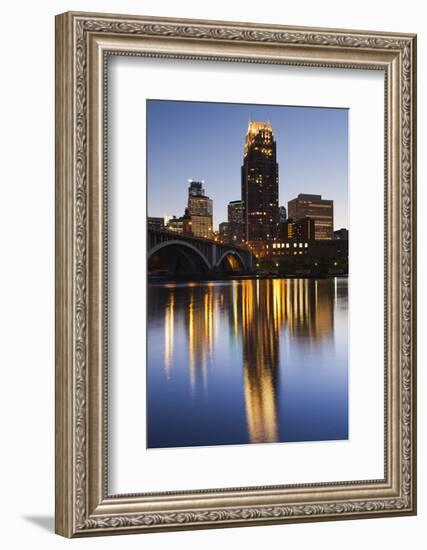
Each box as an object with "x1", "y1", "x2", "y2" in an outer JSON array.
[{"x1": 55, "y1": 11, "x2": 417, "y2": 537}]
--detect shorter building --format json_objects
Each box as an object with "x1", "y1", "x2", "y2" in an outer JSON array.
[
  {"x1": 334, "y1": 228, "x2": 349, "y2": 240},
  {"x1": 219, "y1": 222, "x2": 230, "y2": 242},
  {"x1": 279, "y1": 218, "x2": 315, "y2": 243},
  {"x1": 279, "y1": 205, "x2": 287, "y2": 223},
  {"x1": 166, "y1": 215, "x2": 185, "y2": 234},
  {"x1": 182, "y1": 209, "x2": 192, "y2": 235},
  {"x1": 227, "y1": 200, "x2": 244, "y2": 244},
  {"x1": 265, "y1": 238, "x2": 348, "y2": 262},
  {"x1": 147, "y1": 216, "x2": 164, "y2": 231},
  {"x1": 187, "y1": 180, "x2": 213, "y2": 238},
  {"x1": 288, "y1": 193, "x2": 334, "y2": 240}
]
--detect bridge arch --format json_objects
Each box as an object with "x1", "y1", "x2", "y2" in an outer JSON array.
[
  {"x1": 216, "y1": 249, "x2": 247, "y2": 273},
  {"x1": 148, "y1": 239, "x2": 211, "y2": 276}
]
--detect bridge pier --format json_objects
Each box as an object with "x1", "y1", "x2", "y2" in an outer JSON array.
[{"x1": 212, "y1": 243, "x2": 217, "y2": 267}]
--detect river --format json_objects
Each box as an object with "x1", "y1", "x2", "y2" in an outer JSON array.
[{"x1": 147, "y1": 277, "x2": 348, "y2": 448}]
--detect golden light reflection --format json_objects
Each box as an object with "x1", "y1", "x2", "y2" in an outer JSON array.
[
  {"x1": 186, "y1": 286, "x2": 216, "y2": 393},
  {"x1": 174, "y1": 278, "x2": 335, "y2": 442},
  {"x1": 188, "y1": 291, "x2": 195, "y2": 392},
  {"x1": 229, "y1": 278, "x2": 334, "y2": 443},
  {"x1": 163, "y1": 291, "x2": 174, "y2": 378},
  {"x1": 250, "y1": 285, "x2": 277, "y2": 440}
]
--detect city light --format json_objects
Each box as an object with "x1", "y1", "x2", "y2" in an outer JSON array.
[{"x1": 148, "y1": 119, "x2": 347, "y2": 278}]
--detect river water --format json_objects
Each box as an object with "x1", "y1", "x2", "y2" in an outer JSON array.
[{"x1": 147, "y1": 277, "x2": 348, "y2": 448}]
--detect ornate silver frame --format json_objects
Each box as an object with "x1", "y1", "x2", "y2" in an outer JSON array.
[{"x1": 55, "y1": 11, "x2": 417, "y2": 537}]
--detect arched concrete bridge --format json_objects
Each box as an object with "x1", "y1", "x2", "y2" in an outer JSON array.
[{"x1": 148, "y1": 229, "x2": 255, "y2": 276}]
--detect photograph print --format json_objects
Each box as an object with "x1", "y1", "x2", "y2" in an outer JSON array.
[{"x1": 147, "y1": 99, "x2": 349, "y2": 449}]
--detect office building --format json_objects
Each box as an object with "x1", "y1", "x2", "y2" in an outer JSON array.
[
  {"x1": 288, "y1": 193, "x2": 334, "y2": 240},
  {"x1": 280, "y1": 217, "x2": 315, "y2": 243},
  {"x1": 147, "y1": 216, "x2": 164, "y2": 231},
  {"x1": 227, "y1": 199, "x2": 244, "y2": 243},
  {"x1": 241, "y1": 121, "x2": 279, "y2": 251},
  {"x1": 279, "y1": 206, "x2": 287, "y2": 223},
  {"x1": 334, "y1": 228, "x2": 349, "y2": 240},
  {"x1": 187, "y1": 180, "x2": 213, "y2": 238},
  {"x1": 219, "y1": 222, "x2": 230, "y2": 242}
]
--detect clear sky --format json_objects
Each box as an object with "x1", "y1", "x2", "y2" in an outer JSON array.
[{"x1": 147, "y1": 100, "x2": 348, "y2": 231}]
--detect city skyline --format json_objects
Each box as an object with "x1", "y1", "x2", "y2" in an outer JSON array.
[
  {"x1": 147, "y1": 100, "x2": 349, "y2": 450},
  {"x1": 147, "y1": 100, "x2": 349, "y2": 231}
]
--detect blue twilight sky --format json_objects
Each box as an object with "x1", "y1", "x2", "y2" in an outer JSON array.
[{"x1": 147, "y1": 100, "x2": 349, "y2": 231}]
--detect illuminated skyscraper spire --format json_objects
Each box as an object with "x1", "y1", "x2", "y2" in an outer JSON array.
[{"x1": 241, "y1": 121, "x2": 279, "y2": 252}]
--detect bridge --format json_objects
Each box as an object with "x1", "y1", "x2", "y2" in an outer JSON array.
[{"x1": 148, "y1": 229, "x2": 255, "y2": 276}]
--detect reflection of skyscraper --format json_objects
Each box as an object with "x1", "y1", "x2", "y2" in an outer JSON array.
[
  {"x1": 151, "y1": 277, "x2": 337, "y2": 447},
  {"x1": 231, "y1": 280, "x2": 280, "y2": 443},
  {"x1": 223, "y1": 278, "x2": 337, "y2": 444},
  {"x1": 288, "y1": 193, "x2": 334, "y2": 240},
  {"x1": 187, "y1": 180, "x2": 213, "y2": 238},
  {"x1": 241, "y1": 121, "x2": 279, "y2": 251},
  {"x1": 185, "y1": 286, "x2": 215, "y2": 393}
]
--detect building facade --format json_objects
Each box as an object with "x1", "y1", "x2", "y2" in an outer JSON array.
[
  {"x1": 266, "y1": 238, "x2": 348, "y2": 269},
  {"x1": 147, "y1": 216, "x2": 164, "y2": 231},
  {"x1": 287, "y1": 193, "x2": 334, "y2": 240},
  {"x1": 219, "y1": 222, "x2": 229, "y2": 242},
  {"x1": 166, "y1": 210, "x2": 192, "y2": 235},
  {"x1": 279, "y1": 206, "x2": 287, "y2": 223},
  {"x1": 166, "y1": 215, "x2": 184, "y2": 233},
  {"x1": 187, "y1": 180, "x2": 213, "y2": 238},
  {"x1": 334, "y1": 228, "x2": 349, "y2": 240},
  {"x1": 227, "y1": 199, "x2": 244, "y2": 244},
  {"x1": 241, "y1": 121, "x2": 279, "y2": 252},
  {"x1": 279, "y1": 217, "x2": 315, "y2": 243}
]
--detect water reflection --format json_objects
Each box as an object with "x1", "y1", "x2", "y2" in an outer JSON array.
[
  {"x1": 163, "y1": 293, "x2": 174, "y2": 378},
  {"x1": 147, "y1": 278, "x2": 348, "y2": 448}
]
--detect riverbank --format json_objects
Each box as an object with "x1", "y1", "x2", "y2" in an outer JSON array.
[{"x1": 148, "y1": 271, "x2": 348, "y2": 284}]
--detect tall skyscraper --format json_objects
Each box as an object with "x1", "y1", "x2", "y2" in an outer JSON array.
[
  {"x1": 227, "y1": 199, "x2": 244, "y2": 243},
  {"x1": 187, "y1": 180, "x2": 213, "y2": 238},
  {"x1": 288, "y1": 193, "x2": 334, "y2": 240},
  {"x1": 241, "y1": 121, "x2": 279, "y2": 251}
]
